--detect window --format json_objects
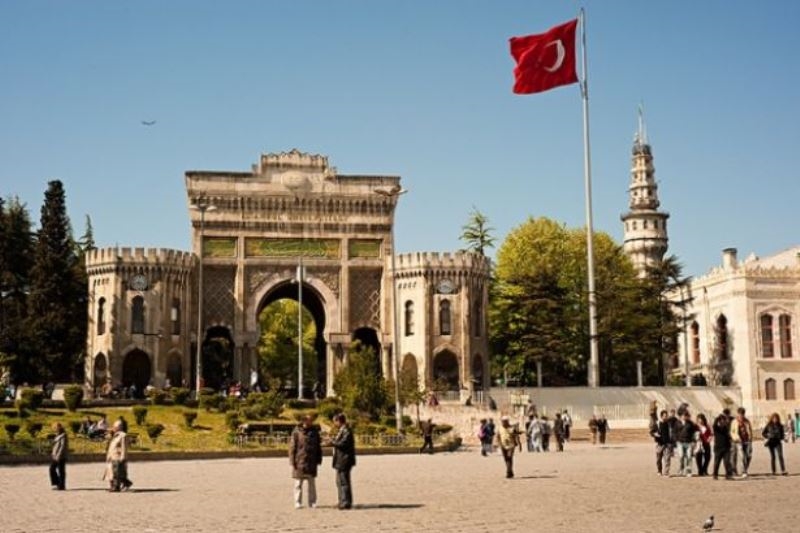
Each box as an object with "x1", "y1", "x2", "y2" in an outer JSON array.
[
  {"x1": 643, "y1": 220, "x2": 648, "y2": 229},
  {"x1": 760, "y1": 314, "x2": 774, "y2": 358},
  {"x1": 171, "y1": 298, "x2": 181, "y2": 336},
  {"x1": 404, "y1": 301, "x2": 414, "y2": 336},
  {"x1": 785, "y1": 378, "x2": 796, "y2": 401},
  {"x1": 439, "y1": 300, "x2": 452, "y2": 336},
  {"x1": 473, "y1": 299, "x2": 483, "y2": 337},
  {"x1": 691, "y1": 322, "x2": 701, "y2": 364},
  {"x1": 779, "y1": 314, "x2": 793, "y2": 358},
  {"x1": 765, "y1": 378, "x2": 777, "y2": 401},
  {"x1": 714, "y1": 314, "x2": 728, "y2": 361},
  {"x1": 97, "y1": 297, "x2": 106, "y2": 336},
  {"x1": 131, "y1": 296, "x2": 145, "y2": 334},
  {"x1": 632, "y1": 221, "x2": 637, "y2": 230}
]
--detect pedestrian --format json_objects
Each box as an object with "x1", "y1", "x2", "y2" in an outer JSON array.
[
  {"x1": 105, "y1": 420, "x2": 132, "y2": 492},
  {"x1": 49, "y1": 422, "x2": 68, "y2": 490},
  {"x1": 562, "y1": 410, "x2": 572, "y2": 442},
  {"x1": 695, "y1": 413, "x2": 712, "y2": 476},
  {"x1": 598, "y1": 415, "x2": 609, "y2": 445},
  {"x1": 588, "y1": 415, "x2": 599, "y2": 445},
  {"x1": 722, "y1": 408, "x2": 737, "y2": 475},
  {"x1": 553, "y1": 413, "x2": 566, "y2": 452},
  {"x1": 289, "y1": 414, "x2": 323, "y2": 509},
  {"x1": 329, "y1": 413, "x2": 355, "y2": 510},
  {"x1": 712, "y1": 412, "x2": 734, "y2": 480},
  {"x1": 786, "y1": 413, "x2": 796, "y2": 444},
  {"x1": 762, "y1": 413, "x2": 788, "y2": 476},
  {"x1": 650, "y1": 410, "x2": 672, "y2": 476},
  {"x1": 496, "y1": 416, "x2": 520, "y2": 478},
  {"x1": 419, "y1": 418, "x2": 436, "y2": 454},
  {"x1": 527, "y1": 415, "x2": 543, "y2": 453},
  {"x1": 730, "y1": 407, "x2": 753, "y2": 478},
  {"x1": 676, "y1": 411, "x2": 697, "y2": 476},
  {"x1": 485, "y1": 418, "x2": 496, "y2": 454},
  {"x1": 478, "y1": 419, "x2": 490, "y2": 456},
  {"x1": 117, "y1": 415, "x2": 128, "y2": 433},
  {"x1": 540, "y1": 416, "x2": 551, "y2": 452}
]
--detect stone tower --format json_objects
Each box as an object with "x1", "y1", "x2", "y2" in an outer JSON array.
[{"x1": 621, "y1": 108, "x2": 669, "y2": 276}]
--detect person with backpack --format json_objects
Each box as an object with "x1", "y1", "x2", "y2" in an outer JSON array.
[{"x1": 762, "y1": 413, "x2": 788, "y2": 476}]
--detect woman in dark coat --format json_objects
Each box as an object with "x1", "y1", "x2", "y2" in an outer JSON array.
[
  {"x1": 762, "y1": 412, "x2": 788, "y2": 476},
  {"x1": 289, "y1": 415, "x2": 322, "y2": 509}
]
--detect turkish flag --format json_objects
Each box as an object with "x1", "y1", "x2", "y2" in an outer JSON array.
[{"x1": 510, "y1": 19, "x2": 578, "y2": 94}]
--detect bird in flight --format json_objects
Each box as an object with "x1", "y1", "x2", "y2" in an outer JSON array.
[{"x1": 141, "y1": 120, "x2": 157, "y2": 126}]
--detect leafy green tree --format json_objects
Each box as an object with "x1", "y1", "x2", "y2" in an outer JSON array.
[
  {"x1": 459, "y1": 207, "x2": 495, "y2": 256},
  {"x1": 257, "y1": 299, "x2": 316, "y2": 387},
  {"x1": 26, "y1": 181, "x2": 85, "y2": 382},
  {"x1": 333, "y1": 341, "x2": 388, "y2": 420}
]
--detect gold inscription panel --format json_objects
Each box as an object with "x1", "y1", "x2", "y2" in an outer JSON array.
[{"x1": 245, "y1": 238, "x2": 341, "y2": 258}]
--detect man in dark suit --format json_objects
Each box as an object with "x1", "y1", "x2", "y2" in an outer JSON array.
[{"x1": 329, "y1": 413, "x2": 356, "y2": 509}]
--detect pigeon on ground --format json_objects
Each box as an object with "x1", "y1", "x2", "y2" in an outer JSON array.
[{"x1": 702, "y1": 515, "x2": 714, "y2": 531}]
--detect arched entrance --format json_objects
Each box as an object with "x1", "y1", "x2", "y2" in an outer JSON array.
[
  {"x1": 203, "y1": 326, "x2": 234, "y2": 390},
  {"x1": 122, "y1": 349, "x2": 151, "y2": 397},
  {"x1": 353, "y1": 327, "x2": 382, "y2": 376},
  {"x1": 472, "y1": 354, "x2": 485, "y2": 390},
  {"x1": 167, "y1": 353, "x2": 183, "y2": 388},
  {"x1": 401, "y1": 353, "x2": 419, "y2": 389},
  {"x1": 433, "y1": 350, "x2": 459, "y2": 391},
  {"x1": 257, "y1": 281, "x2": 327, "y2": 397}
]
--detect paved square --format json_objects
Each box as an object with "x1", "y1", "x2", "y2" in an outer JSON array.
[{"x1": 2, "y1": 442, "x2": 799, "y2": 532}]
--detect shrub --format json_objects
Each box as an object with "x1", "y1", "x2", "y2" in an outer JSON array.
[
  {"x1": 184, "y1": 398, "x2": 199, "y2": 409},
  {"x1": 317, "y1": 398, "x2": 341, "y2": 420},
  {"x1": 433, "y1": 423, "x2": 453, "y2": 435},
  {"x1": 285, "y1": 398, "x2": 310, "y2": 410},
  {"x1": 148, "y1": 389, "x2": 167, "y2": 405},
  {"x1": 63, "y1": 385, "x2": 84, "y2": 412},
  {"x1": 225, "y1": 412, "x2": 241, "y2": 432},
  {"x1": 247, "y1": 390, "x2": 284, "y2": 419},
  {"x1": 182, "y1": 410, "x2": 198, "y2": 428},
  {"x1": 25, "y1": 420, "x2": 43, "y2": 438},
  {"x1": 401, "y1": 415, "x2": 413, "y2": 427},
  {"x1": 380, "y1": 415, "x2": 397, "y2": 428},
  {"x1": 146, "y1": 423, "x2": 165, "y2": 443},
  {"x1": 68, "y1": 420, "x2": 82, "y2": 435},
  {"x1": 4, "y1": 423, "x2": 21, "y2": 440},
  {"x1": 199, "y1": 390, "x2": 221, "y2": 412},
  {"x1": 170, "y1": 387, "x2": 191, "y2": 406},
  {"x1": 242, "y1": 407, "x2": 260, "y2": 420},
  {"x1": 17, "y1": 389, "x2": 44, "y2": 411},
  {"x1": 132, "y1": 406, "x2": 148, "y2": 426}
]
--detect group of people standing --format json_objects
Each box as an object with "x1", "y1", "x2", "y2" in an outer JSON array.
[{"x1": 650, "y1": 404, "x2": 790, "y2": 479}]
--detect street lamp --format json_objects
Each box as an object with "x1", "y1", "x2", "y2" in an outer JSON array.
[
  {"x1": 679, "y1": 284, "x2": 691, "y2": 387},
  {"x1": 374, "y1": 185, "x2": 407, "y2": 433},
  {"x1": 292, "y1": 258, "x2": 305, "y2": 400},
  {"x1": 190, "y1": 200, "x2": 216, "y2": 397}
]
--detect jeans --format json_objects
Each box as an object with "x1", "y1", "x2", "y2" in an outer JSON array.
[
  {"x1": 655, "y1": 444, "x2": 672, "y2": 475},
  {"x1": 679, "y1": 442, "x2": 695, "y2": 474},
  {"x1": 335, "y1": 468, "x2": 352, "y2": 509},
  {"x1": 49, "y1": 459, "x2": 66, "y2": 489},
  {"x1": 737, "y1": 441, "x2": 753, "y2": 474},
  {"x1": 293, "y1": 477, "x2": 317, "y2": 507},
  {"x1": 768, "y1": 442, "x2": 786, "y2": 474}
]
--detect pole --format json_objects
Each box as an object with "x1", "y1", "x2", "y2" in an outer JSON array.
[
  {"x1": 297, "y1": 258, "x2": 304, "y2": 400},
  {"x1": 579, "y1": 8, "x2": 600, "y2": 387},
  {"x1": 195, "y1": 207, "x2": 206, "y2": 397},
  {"x1": 389, "y1": 226, "x2": 403, "y2": 432},
  {"x1": 681, "y1": 285, "x2": 691, "y2": 387}
]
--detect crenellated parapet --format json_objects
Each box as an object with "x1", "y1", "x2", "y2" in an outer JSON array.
[
  {"x1": 395, "y1": 251, "x2": 491, "y2": 282},
  {"x1": 85, "y1": 247, "x2": 195, "y2": 278}
]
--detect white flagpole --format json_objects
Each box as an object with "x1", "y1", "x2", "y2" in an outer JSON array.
[{"x1": 579, "y1": 8, "x2": 600, "y2": 387}]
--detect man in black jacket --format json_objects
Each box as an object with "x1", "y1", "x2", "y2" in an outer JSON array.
[
  {"x1": 712, "y1": 412, "x2": 734, "y2": 480},
  {"x1": 329, "y1": 413, "x2": 356, "y2": 510},
  {"x1": 650, "y1": 410, "x2": 672, "y2": 476}
]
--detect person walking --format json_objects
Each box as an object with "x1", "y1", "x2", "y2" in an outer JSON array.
[
  {"x1": 540, "y1": 416, "x2": 552, "y2": 452},
  {"x1": 478, "y1": 419, "x2": 489, "y2": 456},
  {"x1": 289, "y1": 414, "x2": 323, "y2": 509},
  {"x1": 598, "y1": 415, "x2": 610, "y2": 445},
  {"x1": 329, "y1": 413, "x2": 356, "y2": 510},
  {"x1": 677, "y1": 411, "x2": 698, "y2": 476},
  {"x1": 553, "y1": 413, "x2": 566, "y2": 452},
  {"x1": 695, "y1": 413, "x2": 712, "y2": 476},
  {"x1": 786, "y1": 413, "x2": 796, "y2": 444},
  {"x1": 562, "y1": 410, "x2": 572, "y2": 442},
  {"x1": 730, "y1": 407, "x2": 753, "y2": 478},
  {"x1": 712, "y1": 412, "x2": 734, "y2": 480},
  {"x1": 496, "y1": 416, "x2": 520, "y2": 478},
  {"x1": 528, "y1": 415, "x2": 543, "y2": 453},
  {"x1": 588, "y1": 415, "x2": 599, "y2": 445},
  {"x1": 650, "y1": 410, "x2": 672, "y2": 476},
  {"x1": 105, "y1": 420, "x2": 132, "y2": 492},
  {"x1": 49, "y1": 422, "x2": 68, "y2": 490},
  {"x1": 762, "y1": 413, "x2": 788, "y2": 476},
  {"x1": 419, "y1": 418, "x2": 436, "y2": 454}
]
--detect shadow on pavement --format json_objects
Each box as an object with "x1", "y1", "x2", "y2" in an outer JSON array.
[{"x1": 354, "y1": 503, "x2": 424, "y2": 510}]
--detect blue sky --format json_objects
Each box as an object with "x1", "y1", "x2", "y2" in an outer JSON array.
[{"x1": 1, "y1": 1, "x2": 798, "y2": 278}]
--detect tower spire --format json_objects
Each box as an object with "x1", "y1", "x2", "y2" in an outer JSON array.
[{"x1": 636, "y1": 102, "x2": 647, "y2": 146}]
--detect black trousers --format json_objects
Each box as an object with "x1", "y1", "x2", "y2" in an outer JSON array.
[
  {"x1": 713, "y1": 448, "x2": 733, "y2": 478},
  {"x1": 335, "y1": 468, "x2": 353, "y2": 508},
  {"x1": 420, "y1": 435, "x2": 434, "y2": 454},
  {"x1": 501, "y1": 448, "x2": 514, "y2": 478},
  {"x1": 695, "y1": 442, "x2": 711, "y2": 475},
  {"x1": 49, "y1": 459, "x2": 66, "y2": 489}
]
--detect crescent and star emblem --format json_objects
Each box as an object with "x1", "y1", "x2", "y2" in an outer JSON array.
[{"x1": 544, "y1": 39, "x2": 565, "y2": 72}]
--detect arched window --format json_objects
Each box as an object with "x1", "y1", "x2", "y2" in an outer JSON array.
[
  {"x1": 765, "y1": 378, "x2": 777, "y2": 400},
  {"x1": 714, "y1": 314, "x2": 728, "y2": 361},
  {"x1": 439, "y1": 300, "x2": 452, "y2": 336},
  {"x1": 473, "y1": 298, "x2": 482, "y2": 337},
  {"x1": 131, "y1": 296, "x2": 145, "y2": 334},
  {"x1": 691, "y1": 321, "x2": 701, "y2": 364},
  {"x1": 404, "y1": 301, "x2": 414, "y2": 336},
  {"x1": 171, "y1": 298, "x2": 181, "y2": 336},
  {"x1": 97, "y1": 297, "x2": 106, "y2": 336},
  {"x1": 784, "y1": 378, "x2": 796, "y2": 401},
  {"x1": 760, "y1": 314, "x2": 774, "y2": 358},
  {"x1": 779, "y1": 314, "x2": 793, "y2": 358}
]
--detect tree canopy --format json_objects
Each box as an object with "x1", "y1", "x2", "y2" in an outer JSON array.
[{"x1": 257, "y1": 299, "x2": 317, "y2": 388}]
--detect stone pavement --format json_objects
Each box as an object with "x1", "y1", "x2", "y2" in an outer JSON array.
[{"x1": 2, "y1": 441, "x2": 799, "y2": 532}]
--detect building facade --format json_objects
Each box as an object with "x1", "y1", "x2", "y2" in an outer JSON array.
[{"x1": 84, "y1": 150, "x2": 490, "y2": 397}]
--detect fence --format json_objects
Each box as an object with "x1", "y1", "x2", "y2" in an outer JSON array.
[{"x1": 234, "y1": 432, "x2": 421, "y2": 449}]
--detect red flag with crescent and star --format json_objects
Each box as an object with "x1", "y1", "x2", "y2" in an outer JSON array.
[{"x1": 510, "y1": 18, "x2": 578, "y2": 94}]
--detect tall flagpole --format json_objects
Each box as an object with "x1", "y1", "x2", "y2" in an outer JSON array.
[{"x1": 579, "y1": 8, "x2": 600, "y2": 387}]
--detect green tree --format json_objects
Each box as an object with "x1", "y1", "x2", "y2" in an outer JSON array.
[
  {"x1": 257, "y1": 299, "x2": 316, "y2": 387},
  {"x1": 333, "y1": 341, "x2": 388, "y2": 420},
  {"x1": 26, "y1": 181, "x2": 85, "y2": 382},
  {"x1": 78, "y1": 214, "x2": 96, "y2": 252},
  {"x1": 459, "y1": 207, "x2": 495, "y2": 256}
]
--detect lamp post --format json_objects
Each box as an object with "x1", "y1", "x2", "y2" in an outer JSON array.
[
  {"x1": 295, "y1": 258, "x2": 305, "y2": 400},
  {"x1": 190, "y1": 200, "x2": 216, "y2": 397},
  {"x1": 375, "y1": 185, "x2": 407, "y2": 433},
  {"x1": 679, "y1": 284, "x2": 691, "y2": 387}
]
